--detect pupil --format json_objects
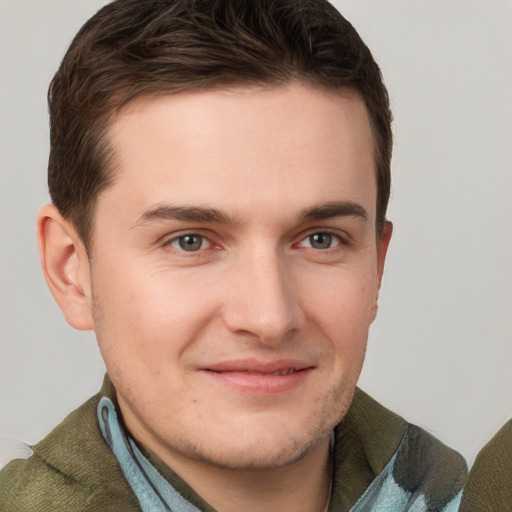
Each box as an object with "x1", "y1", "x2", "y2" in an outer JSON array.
[
  {"x1": 179, "y1": 235, "x2": 201, "y2": 251},
  {"x1": 311, "y1": 233, "x2": 331, "y2": 249}
]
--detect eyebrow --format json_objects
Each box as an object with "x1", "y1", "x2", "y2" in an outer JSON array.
[
  {"x1": 298, "y1": 201, "x2": 368, "y2": 223},
  {"x1": 133, "y1": 205, "x2": 238, "y2": 227},
  {"x1": 133, "y1": 200, "x2": 368, "y2": 228}
]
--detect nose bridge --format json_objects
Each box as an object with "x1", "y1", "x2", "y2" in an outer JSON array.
[{"x1": 223, "y1": 242, "x2": 300, "y2": 343}]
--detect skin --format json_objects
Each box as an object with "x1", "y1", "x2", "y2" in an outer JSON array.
[{"x1": 38, "y1": 82, "x2": 391, "y2": 512}]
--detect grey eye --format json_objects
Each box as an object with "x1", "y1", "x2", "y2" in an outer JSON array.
[
  {"x1": 309, "y1": 233, "x2": 334, "y2": 249},
  {"x1": 174, "y1": 234, "x2": 205, "y2": 252}
]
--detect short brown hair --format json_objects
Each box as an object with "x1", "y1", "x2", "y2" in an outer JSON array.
[{"x1": 48, "y1": 0, "x2": 392, "y2": 247}]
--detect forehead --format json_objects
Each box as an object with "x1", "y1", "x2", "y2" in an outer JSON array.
[{"x1": 101, "y1": 83, "x2": 376, "y2": 224}]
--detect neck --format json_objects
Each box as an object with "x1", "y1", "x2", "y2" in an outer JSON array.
[{"x1": 157, "y1": 437, "x2": 332, "y2": 512}]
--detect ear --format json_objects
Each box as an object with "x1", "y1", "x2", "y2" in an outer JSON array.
[
  {"x1": 377, "y1": 221, "x2": 393, "y2": 285},
  {"x1": 37, "y1": 204, "x2": 94, "y2": 331},
  {"x1": 370, "y1": 220, "x2": 393, "y2": 323}
]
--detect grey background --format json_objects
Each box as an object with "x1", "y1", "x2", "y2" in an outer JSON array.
[{"x1": 1, "y1": 0, "x2": 511, "y2": 465}]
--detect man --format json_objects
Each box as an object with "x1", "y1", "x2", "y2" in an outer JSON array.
[
  {"x1": 0, "y1": 0, "x2": 466, "y2": 510},
  {"x1": 459, "y1": 419, "x2": 512, "y2": 511}
]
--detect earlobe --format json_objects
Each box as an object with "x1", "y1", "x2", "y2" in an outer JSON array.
[{"x1": 37, "y1": 204, "x2": 94, "y2": 331}]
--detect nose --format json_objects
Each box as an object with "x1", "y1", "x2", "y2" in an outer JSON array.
[{"x1": 222, "y1": 246, "x2": 302, "y2": 344}]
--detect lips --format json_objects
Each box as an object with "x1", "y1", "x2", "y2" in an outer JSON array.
[{"x1": 201, "y1": 359, "x2": 313, "y2": 394}]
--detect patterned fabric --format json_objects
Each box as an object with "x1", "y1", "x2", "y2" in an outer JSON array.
[
  {"x1": 0, "y1": 376, "x2": 467, "y2": 511},
  {"x1": 348, "y1": 452, "x2": 462, "y2": 512}
]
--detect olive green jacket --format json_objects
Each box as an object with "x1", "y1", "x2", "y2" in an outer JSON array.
[
  {"x1": 0, "y1": 377, "x2": 466, "y2": 511},
  {"x1": 459, "y1": 419, "x2": 512, "y2": 512}
]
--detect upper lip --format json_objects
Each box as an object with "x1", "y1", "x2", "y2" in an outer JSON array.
[{"x1": 203, "y1": 359, "x2": 313, "y2": 374}]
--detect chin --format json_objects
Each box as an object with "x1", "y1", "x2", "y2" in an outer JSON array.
[
  {"x1": 188, "y1": 428, "x2": 327, "y2": 470},
  {"x1": 167, "y1": 404, "x2": 341, "y2": 471}
]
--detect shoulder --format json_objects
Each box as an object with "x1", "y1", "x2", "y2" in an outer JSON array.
[
  {"x1": 345, "y1": 389, "x2": 467, "y2": 508},
  {"x1": 0, "y1": 456, "x2": 137, "y2": 511},
  {"x1": 0, "y1": 383, "x2": 140, "y2": 511},
  {"x1": 459, "y1": 419, "x2": 512, "y2": 511},
  {"x1": 0, "y1": 454, "x2": 90, "y2": 512}
]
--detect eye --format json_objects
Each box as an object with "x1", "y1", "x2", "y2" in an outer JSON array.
[
  {"x1": 168, "y1": 234, "x2": 211, "y2": 252},
  {"x1": 298, "y1": 232, "x2": 342, "y2": 250}
]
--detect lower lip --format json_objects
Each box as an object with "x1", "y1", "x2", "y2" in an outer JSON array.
[{"x1": 202, "y1": 368, "x2": 312, "y2": 395}]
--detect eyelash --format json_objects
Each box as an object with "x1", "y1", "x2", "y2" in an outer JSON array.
[
  {"x1": 295, "y1": 231, "x2": 344, "y2": 251},
  {"x1": 163, "y1": 229, "x2": 347, "y2": 254},
  {"x1": 165, "y1": 233, "x2": 215, "y2": 253}
]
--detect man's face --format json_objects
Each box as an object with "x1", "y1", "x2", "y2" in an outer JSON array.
[{"x1": 87, "y1": 83, "x2": 390, "y2": 470}]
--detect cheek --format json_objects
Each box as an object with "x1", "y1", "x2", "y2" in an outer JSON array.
[
  {"x1": 304, "y1": 268, "x2": 377, "y2": 365},
  {"x1": 305, "y1": 267, "x2": 378, "y2": 326},
  {"x1": 91, "y1": 265, "x2": 221, "y2": 362}
]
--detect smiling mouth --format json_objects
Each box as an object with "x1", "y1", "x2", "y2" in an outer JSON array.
[
  {"x1": 201, "y1": 360, "x2": 313, "y2": 394},
  {"x1": 214, "y1": 368, "x2": 299, "y2": 376}
]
